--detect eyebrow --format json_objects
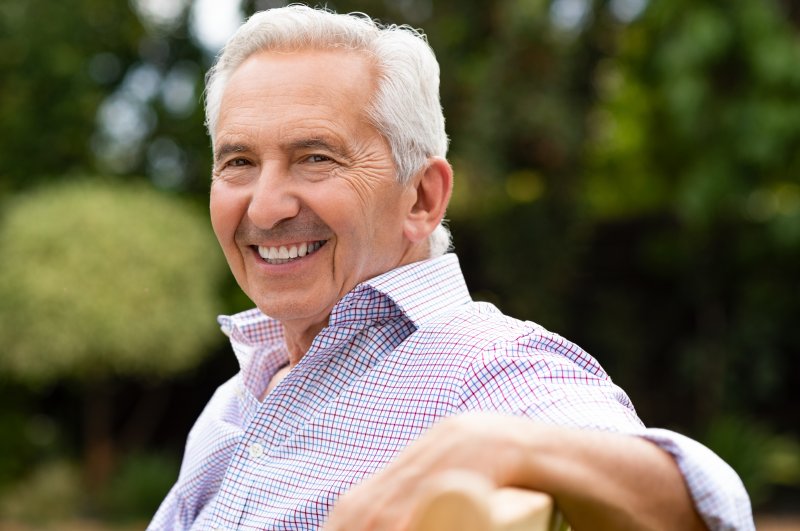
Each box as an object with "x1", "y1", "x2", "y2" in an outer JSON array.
[
  {"x1": 285, "y1": 137, "x2": 349, "y2": 158},
  {"x1": 214, "y1": 143, "x2": 250, "y2": 163}
]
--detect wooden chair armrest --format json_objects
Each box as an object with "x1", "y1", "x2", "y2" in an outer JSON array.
[{"x1": 408, "y1": 471, "x2": 569, "y2": 531}]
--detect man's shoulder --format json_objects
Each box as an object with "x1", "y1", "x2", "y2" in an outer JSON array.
[
  {"x1": 411, "y1": 300, "x2": 547, "y2": 353},
  {"x1": 409, "y1": 301, "x2": 607, "y2": 377}
]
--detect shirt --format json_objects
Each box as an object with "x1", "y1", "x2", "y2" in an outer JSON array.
[{"x1": 150, "y1": 254, "x2": 754, "y2": 530}]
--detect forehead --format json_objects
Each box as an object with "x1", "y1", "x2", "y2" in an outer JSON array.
[
  {"x1": 216, "y1": 48, "x2": 377, "y2": 138},
  {"x1": 232, "y1": 46, "x2": 375, "y2": 88}
]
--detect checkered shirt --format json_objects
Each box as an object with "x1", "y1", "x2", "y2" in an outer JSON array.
[{"x1": 149, "y1": 254, "x2": 754, "y2": 530}]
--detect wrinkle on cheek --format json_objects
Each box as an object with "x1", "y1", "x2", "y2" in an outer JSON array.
[
  {"x1": 342, "y1": 169, "x2": 390, "y2": 210},
  {"x1": 210, "y1": 170, "x2": 228, "y2": 184}
]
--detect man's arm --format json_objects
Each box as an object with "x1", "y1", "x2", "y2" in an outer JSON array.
[{"x1": 324, "y1": 412, "x2": 706, "y2": 531}]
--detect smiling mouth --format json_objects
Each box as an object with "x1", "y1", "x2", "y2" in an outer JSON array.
[{"x1": 255, "y1": 240, "x2": 327, "y2": 265}]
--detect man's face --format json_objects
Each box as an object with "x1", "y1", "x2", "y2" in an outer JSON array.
[{"x1": 210, "y1": 49, "x2": 423, "y2": 332}]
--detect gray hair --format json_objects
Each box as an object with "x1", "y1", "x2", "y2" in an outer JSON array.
[{"x1": 204, "y1": 5, "x2": 452, "y2": 257}]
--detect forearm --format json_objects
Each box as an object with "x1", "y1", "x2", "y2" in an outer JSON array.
[
  {"x1": 325, "y1": 413, "x2": 718, "y2": 531},
  {"x1": 510, "y1": 423, "x2": 707, "y2": 530}
]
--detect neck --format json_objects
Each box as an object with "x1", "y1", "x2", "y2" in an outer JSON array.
[
  {"x1": 281, "y1": 318, "x2": 328, "y2": 367},
  {"x1": 277, "y1": 248, "x2": 433, "y2": 367}
]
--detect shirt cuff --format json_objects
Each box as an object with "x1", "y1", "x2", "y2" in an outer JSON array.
[{"x1": 639, "y1": 428, "x2": 755, "y2": 531}]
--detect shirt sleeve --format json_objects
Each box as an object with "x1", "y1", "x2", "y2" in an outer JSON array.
[
  {"x1": 148, "y1": 484, "x2": 191, "y2": 531},
  {"x1": 456, "y1": 330, "x2": 755, "y2": 531},
  {"x1": 148, "y1": 375, "x2": 246, "y2": 530},
  {"x1": 639, "y1": 428, "x2": 755, "y2": 531}
]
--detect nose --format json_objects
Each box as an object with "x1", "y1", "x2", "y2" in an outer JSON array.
[{"x1": 246, "y1": 162, "x2": 301, "y2": 230}]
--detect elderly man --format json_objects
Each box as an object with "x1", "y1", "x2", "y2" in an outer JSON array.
[{"x1": 150, "y1": 5, "x2": 753, "y2": 530}]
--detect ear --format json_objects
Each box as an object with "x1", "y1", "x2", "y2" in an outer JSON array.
[{"x1": 403, "y1": 156, "x2": 453, "y2": 244}]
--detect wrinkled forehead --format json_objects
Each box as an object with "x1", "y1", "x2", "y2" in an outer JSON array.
[
  {"x1": 212, "y1": 46, "x2": 381, "y2": 136},
  {"x1": 214, "y1": 48, "x2": 385, "y2": 152},
  {"x1": 224, "y1": 47, "x2": 378, "y2": 110},
  {"x1": 234, "y1": 45, "x2": 379, "y2": 83}
]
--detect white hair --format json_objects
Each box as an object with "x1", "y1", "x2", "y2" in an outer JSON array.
[{"x1": 204, "y1": 4, "x2": 452, "y2": 257}]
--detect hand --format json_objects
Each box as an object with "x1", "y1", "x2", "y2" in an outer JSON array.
[
  {"x1": 323, "y1": 412, "x2": 534, "y2": 531},
  {"x1": 323, "y1": 411, "x2": 707, "y2": 531}
]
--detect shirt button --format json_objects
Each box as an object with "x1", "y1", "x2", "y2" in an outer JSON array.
[{"x1": 248, "y1": 442, "x2": 264, "y2": 459}]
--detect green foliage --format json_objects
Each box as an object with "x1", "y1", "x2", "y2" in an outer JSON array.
[
  {"x1": 0, "y1": 411, "x2": 44, "y2": 486},
  {"x1": 586, "y1": 0, "x2": 800, "y2": 229},
  {"x1": 0, "y1": 460, "x2": 81, "y2": 523},
  {"x1": 0, "y1": 0, "x2": 145, "y2": 192},
  {"x1": 765, "y1": 437, "x2": 800, "y2": 488},
  {"x1": 0, "y1": 452, "x2": 178, "y2": 525},
  {"x1": 100, "y1": 452, "x2": 180, "y2": 521},
  {"x1": 0, "y1": 179, "x2": 225, "y2": 384},
  {"x1": 704, "y1": 417, "x2": 800, "y2": 505},
  {"x1": 0, "y1": 0, "x2": 212, "y2": 199},
  {"x1": 572, "y1": 0, "x2": 800, "y2": 432}
]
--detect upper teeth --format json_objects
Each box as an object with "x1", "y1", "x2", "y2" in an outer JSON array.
[{"x1": 257, "y1": 241, "x2": 323, "y2": 262}]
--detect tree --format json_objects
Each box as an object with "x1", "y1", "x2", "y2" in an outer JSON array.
[
  {"x1": 581, "y1": 0, "x2": 800, "y2": 428},
  {"x1": 0, "y1": 179, "x2": 226, "y2": 490},
  {"x1": 0, "y1": 0, "x2": 212, "y2": 198}
]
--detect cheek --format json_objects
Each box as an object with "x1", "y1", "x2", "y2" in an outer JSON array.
[
  {"x1": 210, "y1": 188, "x2": 250, "y2": 284},
  {"x1": 209, "y1": 187, "x2": 249, "y2": 272},
  {"x1": 372, "y1": 187, "x2": 411, "y2": 233},
  {"x1": 210, "y1": 186, "x2": 240, "y2": 241}
]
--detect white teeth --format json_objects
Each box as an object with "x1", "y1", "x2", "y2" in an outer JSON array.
[{"x1": 257, "y1": 241, "x2": 324, "y2": 263}]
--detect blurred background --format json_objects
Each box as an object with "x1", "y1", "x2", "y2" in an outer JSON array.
[{"x1": 0, "y1": 0, "x2": 798, "y2": 528}]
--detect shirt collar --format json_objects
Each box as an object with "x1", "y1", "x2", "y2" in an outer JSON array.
[
  {"x1": 218, "y1": 253, "x2": 472, "y2": 345},
  {"x1": 349, "y1": 253, "x2": 472, "y2": 327},
  {"x1": 217, "y1": 308, "x2": 283, "y2": 348}
]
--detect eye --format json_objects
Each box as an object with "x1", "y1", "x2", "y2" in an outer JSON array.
[
  {"x1": 212, "y1": 157, "x2": 253, "y2": 181},
  {"x1": 305, "y1": 154, "x2": 333, "y2": 163},
  {"x1": 227, "y1": 157, "x2": 251, "y2": 167}
]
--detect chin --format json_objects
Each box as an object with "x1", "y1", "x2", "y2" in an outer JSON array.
[{"x1": 253, "y1": 296, "x2": 326, "y2": 324}]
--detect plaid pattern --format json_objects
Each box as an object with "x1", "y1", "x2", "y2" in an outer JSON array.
[{"x1": 150, "y1": 254, "x2": 753, "y2": 530}]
